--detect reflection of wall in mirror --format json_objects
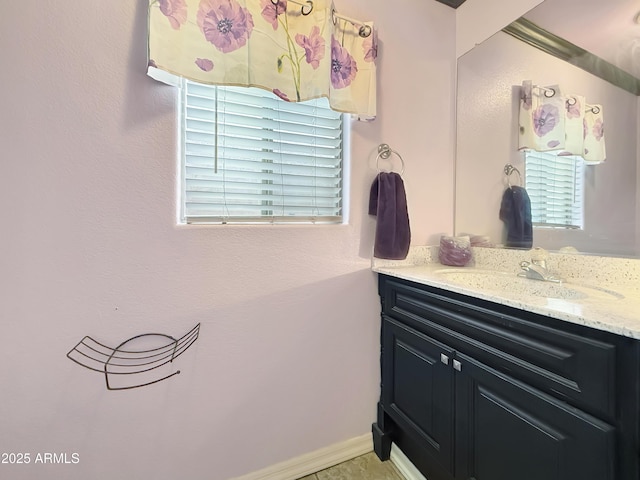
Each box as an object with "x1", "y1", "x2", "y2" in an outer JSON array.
[
  {"x1": 455, "y1": 0, "x2": 543, "y2": 57},
  {"x1": 455, "y1": 31, "x2": 639, "y2": 257}
]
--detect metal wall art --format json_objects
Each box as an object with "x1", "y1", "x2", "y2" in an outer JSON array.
[{"x1": 67, "y1": 324, "x2": 200, "y2": 390}]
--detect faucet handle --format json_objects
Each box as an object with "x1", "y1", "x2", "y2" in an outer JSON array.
[{"x1": 530, "y1": 247, "x2": 548, "y2": 269}]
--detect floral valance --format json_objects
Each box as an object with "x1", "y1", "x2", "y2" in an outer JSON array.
[
  {"x1": 147, "y1": 0, "x2": 377, "y2": 119},
  {"x1": 518, "y1": 80, "x2": 606, "y2": 164}
]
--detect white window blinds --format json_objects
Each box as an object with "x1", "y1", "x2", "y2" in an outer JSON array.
[
  {"x1": 180, "y1": 81, "x2": 344, "y2": 224},
  {"x1": 524, "y1": 150, "x2": 585, "y2": 229}
]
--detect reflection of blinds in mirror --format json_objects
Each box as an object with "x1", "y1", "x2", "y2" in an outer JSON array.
[{"x1": 524, "y1": 150, "x2": 584, "y2": 229}]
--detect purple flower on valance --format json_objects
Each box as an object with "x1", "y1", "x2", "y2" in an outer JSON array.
[
  {"x1": 148, "y1": 0, "x2": 378, "y2": 116},
  {"x1": 593, "y1": 118, "x2": 604, "y2": 140},
  {"x1": 260, "y1": 0, "x2": 287, "y2": 30},
  {"x1": 273, "y1": 89, "x2": 290, "y2": 101},
  {"x1": 363, "y1": 32, "x2": 377, "y2": 63},
  {"x1": 197, "y1": 0, "x2": 254, "y2": 54},
  {"x1": 195, "y1": 58, "x2": 214, "y2": 71},
  {"x1": 159, "y1": 0, "x2": 188, "y2": 30},
  {"x1": 330, "y1": 36, "x2": 357, "y2": 89},
  {"x1": 295, "y1": 26, "x2": 325, "y2": 70},
  {"x1": 566, "y1": 97, "x2": 581, "y2": 119},
  {"x1": 532, "y1": 104, "x2": 558, "y2": 137}
]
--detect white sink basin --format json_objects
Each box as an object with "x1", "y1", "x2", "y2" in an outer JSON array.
[{"x1": 434, "y1": 269, "x2": 624, "y2": 301}]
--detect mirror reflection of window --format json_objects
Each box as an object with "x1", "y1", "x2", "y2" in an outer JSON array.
[{"x1": 524, "y1": 150, "x2": 585, "y2": 230}]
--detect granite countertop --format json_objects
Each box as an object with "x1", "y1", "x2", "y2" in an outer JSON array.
[{"x1": 372, "y1": 246, "x2": 640, "y2": 340}]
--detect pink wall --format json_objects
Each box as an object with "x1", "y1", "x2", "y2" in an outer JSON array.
[{"x1": 0, "y1": 1, "x2": 455, "y2": 479}]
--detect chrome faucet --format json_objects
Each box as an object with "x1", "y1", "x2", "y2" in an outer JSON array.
[{"x1": 517, "y1": 248, "x2": 562, "y2": 283}]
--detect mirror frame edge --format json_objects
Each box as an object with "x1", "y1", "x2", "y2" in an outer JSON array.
[{"x1": 502, "y1": 18, "x2": 640, "y2": 96}]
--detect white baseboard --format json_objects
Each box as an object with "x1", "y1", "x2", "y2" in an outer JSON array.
[
  {"x1": 229, "y1": 433, "x2": 373, "y2": 480},
  {"x1": 390, "y1": 443, "x2": 428, "y2": 480}
]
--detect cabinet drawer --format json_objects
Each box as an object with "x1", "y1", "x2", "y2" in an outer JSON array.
[{"x1": 380, "y1": 276, "x2": 617, "y2": 419}]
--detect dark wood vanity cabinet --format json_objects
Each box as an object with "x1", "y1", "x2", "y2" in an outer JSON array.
[{"x1": 372, "y1": 275, "x2": 640, "y2": 480}]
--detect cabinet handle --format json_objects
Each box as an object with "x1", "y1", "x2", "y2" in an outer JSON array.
[
  {"x1": 440, "y1": 353, "x2": 449, "y2": 365},
  {"x1": 453, "y1": 360, "x2": 462, "y2": 372}
]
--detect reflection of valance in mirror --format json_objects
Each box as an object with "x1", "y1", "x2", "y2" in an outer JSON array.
[
  {"x1": 146, "y1": 0, "x2": 377, "y2": 119},
  {"x1": 518, "y1": 80, "x2": 606, "y2": 163}
]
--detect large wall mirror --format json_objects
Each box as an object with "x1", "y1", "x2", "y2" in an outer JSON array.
[{"x1": 455, "y1": 0, "x2": 640, "y2": 257}]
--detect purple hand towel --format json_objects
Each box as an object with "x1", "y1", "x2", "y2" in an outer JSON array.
[
  {"x1": 369, "y1": 172, "x2": 411, "y2": 260},
  {"x1": 499, "y1": 185, "x2": 533, "y2": 249}
]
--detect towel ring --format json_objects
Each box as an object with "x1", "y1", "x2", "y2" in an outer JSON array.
[
  {"x1": 504, "y1": 164, "x2": 522, "y2": 188},
  {"x1": 376, "y1": 144, "x2": 405, "y2": 176}
]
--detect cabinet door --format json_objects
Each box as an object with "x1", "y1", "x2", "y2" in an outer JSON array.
[
  {"x1": 382, "y1": 316, "x2": 456, "y2": 473},
  {"x1": 454, "y1": 352, "x2": 615, "y2": 480}
]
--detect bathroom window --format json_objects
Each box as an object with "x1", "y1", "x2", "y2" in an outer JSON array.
[
  {"x1": 524, "y1": 150, "x2": 585, "y2": 229},
  {"x1": 179, "y1": 80, "x2": 345, "y2": 224}
]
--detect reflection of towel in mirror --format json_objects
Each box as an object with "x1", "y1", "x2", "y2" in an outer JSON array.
[
  {"x1": 369, "y1": 172, "x2": 411, "y2": 259},
  {"x1": 499, "y1": 186, "x2": 533, "y2": 249}
]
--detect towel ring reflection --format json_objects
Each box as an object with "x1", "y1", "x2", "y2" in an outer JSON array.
[
  {"x1": 376, "y1": 144, "x2": 405, "y2": 176},
  {"x1": 504, "y1": 164, "x2": 522, "y2": 188}
]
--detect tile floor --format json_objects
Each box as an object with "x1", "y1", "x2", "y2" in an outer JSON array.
[{"x1": 298, "y1": 452, "x2": 404, "y2": 480}]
